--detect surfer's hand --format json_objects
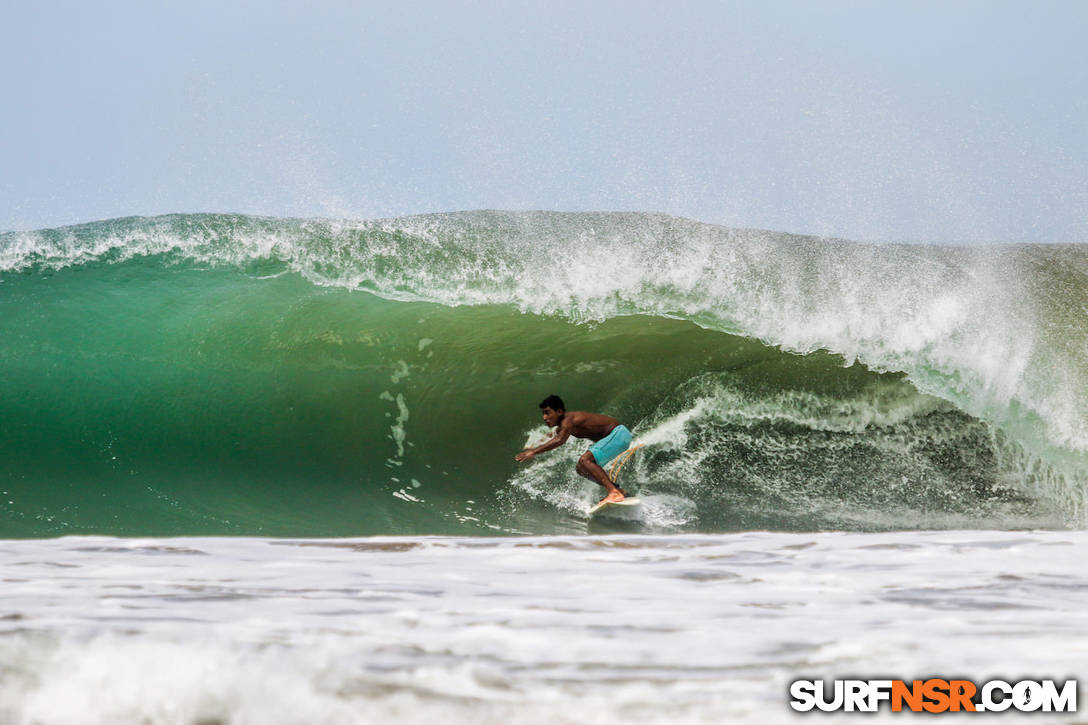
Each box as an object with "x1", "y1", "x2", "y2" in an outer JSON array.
[{"x1": 515, "y1": 450, "x2": 535, "y2": 462}]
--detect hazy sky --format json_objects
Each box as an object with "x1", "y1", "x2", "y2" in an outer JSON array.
[{"x1": 2, "y1": 0, "x2": 1086, "y2": 242}]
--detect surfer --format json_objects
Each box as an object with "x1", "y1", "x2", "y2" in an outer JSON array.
[{"x1": 514, "y1": 395, "x2": 632, "y2": 506}]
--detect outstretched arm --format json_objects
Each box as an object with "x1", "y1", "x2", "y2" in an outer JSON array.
[{"x1": 515, "y1": 420, "x2": 572, "y2": 462}]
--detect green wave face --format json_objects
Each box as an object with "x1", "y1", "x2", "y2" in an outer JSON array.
[{"x1": 1, "y1": 212, "x2": 1085, "y2": 536}]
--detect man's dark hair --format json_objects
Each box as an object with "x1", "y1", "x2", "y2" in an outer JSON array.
[{"x1": 539, "y1": 394, "x2": 565, "y2": 411}]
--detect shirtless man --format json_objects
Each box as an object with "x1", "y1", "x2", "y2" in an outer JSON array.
[{"x1": 514, "y1": 394, "x2": 632, "y2": 506}]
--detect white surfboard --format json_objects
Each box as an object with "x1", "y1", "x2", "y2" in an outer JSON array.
[{"x1": 588, "y1": 496, "x2": 642, "y2": 516}]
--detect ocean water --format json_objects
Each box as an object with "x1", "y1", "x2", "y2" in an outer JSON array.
[{"x1": 1, "y1": 211, "x2": 1087, "y2": 722}]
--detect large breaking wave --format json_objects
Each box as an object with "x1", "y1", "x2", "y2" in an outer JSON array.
[{"x1": 1, "y1": 211, "x2": 1085, "y2": 536}]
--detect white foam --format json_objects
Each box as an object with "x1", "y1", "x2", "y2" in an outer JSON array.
[{"x1": 2, "y1": 532, "x2": 1088, "y2": 723}]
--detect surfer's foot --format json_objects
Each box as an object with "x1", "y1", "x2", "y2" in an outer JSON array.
[
  {"x1": 617, "y1": 487, "x2": 630, "y2": 497},
  {"x1": 599, "y1": 490, "x2": 625, "y2": 506}
]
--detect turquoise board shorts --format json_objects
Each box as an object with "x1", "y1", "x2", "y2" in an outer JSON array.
[{"x1": 589, "y1": 425, "x2": 632, "y2": 467}]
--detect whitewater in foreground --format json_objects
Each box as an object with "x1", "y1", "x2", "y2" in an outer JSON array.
[{"x1": 1, "y1": 531, "x2": 1085, "y2": 723}]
